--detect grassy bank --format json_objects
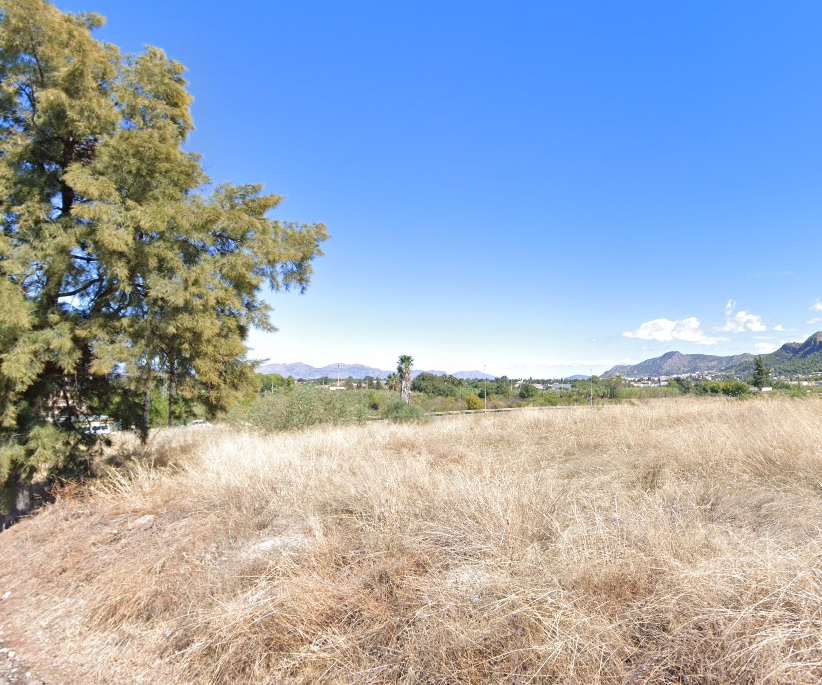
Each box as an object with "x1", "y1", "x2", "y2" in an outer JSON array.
[{"x1": 1, "y1": 397, "x2": 822, "y2": 683}]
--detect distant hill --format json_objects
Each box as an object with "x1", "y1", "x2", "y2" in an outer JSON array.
[
  {"x1": 604, "y1": 331, "x2": 822, "y2": 379},
  {"x1": 452, "y1": 370, "x2": 494, "y2": 380},
  {"x1": 256, "y1": 362, "x2": 497, "y2": 380},
  {"x1": 727, "y1": 332, "x2": 822, "y2": 376},
  {"x1": 256, "y1": 362, "x2": 392, "y2": 380},
  {"x1": 603, "y1": 351, "x2": 755, "y2": 378}
]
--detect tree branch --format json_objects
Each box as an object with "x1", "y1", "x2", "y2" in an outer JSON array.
[
  {"x1": 70, "y1": 253, "x2": 98, "y2": 263},
  {"x1": 57, "y1": 278, "x2": 102, "y2": 298},
  {"x1": 30, "y1": 42, "x2": 47, "y2": 86}
]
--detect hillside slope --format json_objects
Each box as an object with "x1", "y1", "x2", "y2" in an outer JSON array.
[{"x1": 728, "y1": 332, "x2": 822, "y2": 376}]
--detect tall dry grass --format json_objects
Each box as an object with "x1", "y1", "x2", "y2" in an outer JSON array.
[{"x1": 1, "y1": 397, "x2": 822, "y2": 683}]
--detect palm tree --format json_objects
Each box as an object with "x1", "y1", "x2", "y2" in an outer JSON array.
[
  {"x1": 386, "y1": 373, "x2": 400, "y2": 392},
  {"x1": 397, "y1": 355, "x2": 414, "y2": 404}
]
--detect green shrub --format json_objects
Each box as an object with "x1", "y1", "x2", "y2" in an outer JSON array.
[
  {"x1": 227, "y1": 386, "x2": 368, "y2": 432},
  {"x1": 381, "y1": 400, "x2": 426, "y2": 423},
  {"x1": 465, "y1": 394, "x2": 484, "y2": 411},
  {"x1": 421, "y1": 396, "x2": 464, "y2": 413},
  {"x1": 718, "y1": 380, "x2": 750, "y2": 398},
  {"x1": 519, "y1": 383, "x2": 538, "y2": 399},
  {"x1": 368, "y1": 391, "x2": 381, "y2": 411},
  {"x1": 534, "y1": 393, "x2": 560, "y2": 406}
]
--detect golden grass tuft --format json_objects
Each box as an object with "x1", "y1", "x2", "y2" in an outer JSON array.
[{"x1": 2, "y1": 397, "x2": 822, "y2": 683}]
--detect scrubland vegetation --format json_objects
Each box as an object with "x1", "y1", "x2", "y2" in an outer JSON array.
[
  {"x1": 241, "y1": 372, "x2": 820, "y2": 427},
  {"x1": 2, "y1": 397, "x2": 822, "y2": 683}
]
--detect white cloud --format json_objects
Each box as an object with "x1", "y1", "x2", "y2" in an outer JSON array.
[
  {"x1": 719, "y1": 300, "x2": 767, "y2": 332},
  {"x1": 773, "y1": 324, "x2": 785, "y2": 331},
  {"x1": 623, "y1": 317, "x2": 724, "y2": 345},
  {"x1": 754, "y1": 342, "x2": 777, "y2": 354},
  {"x1": 720, "y1": 311, "x2": 767, "y2": 333},
  {"x1": 811, "y1": 302, "x2": 822, "y2": 312},
  {"x1": 807, "y1": 318, "x2": 821, "y2": 325}
]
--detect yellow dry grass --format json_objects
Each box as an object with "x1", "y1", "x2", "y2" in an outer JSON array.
[{"x1": 2, "y1": 397, "x2": 822, "y2": 684}]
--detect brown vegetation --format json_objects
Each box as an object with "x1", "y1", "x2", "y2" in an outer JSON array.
[{"x1": 1, "y1": 398, "x2": 822, "y2": 683}]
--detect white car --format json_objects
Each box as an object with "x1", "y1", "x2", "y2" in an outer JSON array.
[{"x1": 187, "y1": 419, "x2": 212, "y2": 428}]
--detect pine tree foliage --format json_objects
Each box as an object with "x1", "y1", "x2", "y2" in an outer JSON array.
[
  {"x1": 750, "y1": 356, "x2": 769, "y2": 390},
  {"x1": 0, "y1": 0, "x2": 328, "y2": 516}
]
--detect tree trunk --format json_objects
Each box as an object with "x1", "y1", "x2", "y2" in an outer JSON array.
[
  {"x1": 167, "y1": 363, "x2": 175, "y2": 428},
  {"x1": 140, "y1": 388, "x2": 150, "y2": 444},
  {"x1": 1, "y1": 474, "x2": 49, "y2": 530},
  {"x1": 401, "y1": 373, "x2": 411, "y2": 404}
]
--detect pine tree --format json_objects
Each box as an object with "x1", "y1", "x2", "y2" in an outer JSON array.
[
  {"x1": 0, "y1": 0, "x2": 328, "y2": 520},
  {"x1": 751, "y1": 356, "x2": 769, "y2": 390}
]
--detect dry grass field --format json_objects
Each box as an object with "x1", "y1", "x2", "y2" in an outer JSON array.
[{"x1": 1, "y1": 397, "x2": 822, "y2": 684}]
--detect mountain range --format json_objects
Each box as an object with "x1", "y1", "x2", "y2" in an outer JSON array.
[
  {"x1": 603, "y1": 331, "x2": 822, "y2": 378},
  {"x1": 256, "y1": 362, "x2": 494, "y2": 380},
  {"x1": 257, "y1": 332, "x2": 822, "y2": 382},
  {"x1": 602, "y1": 352, "x2": 755, "y2": 378}
]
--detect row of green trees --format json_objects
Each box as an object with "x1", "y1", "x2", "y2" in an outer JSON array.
[
  {"x1": 230, "y1": 356, "x2": 799, "y2": 437},
  {"x1": 256, "y1": 373, "x2": 296, "y2": 393},
  {"x1": 252, "y1": 355, "x2": 778, "y2": 411}
]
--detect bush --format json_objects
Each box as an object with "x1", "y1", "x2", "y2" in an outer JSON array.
[
  {"x1": 519, "y1": 383, "x2": 539, "y2": 399},
  {"x1": 465, "y1": 394, "x2": 484, "y2": 411},
  {"x1": 693, "y1": 380, "x2": 750, "y2": 398},
  {"x1": 534, "y1": 393, "x2": 560, "y2": 406},
  {"x1": 717, "y1": 380, "x2": 750, "y2": 398},
  {"x1": 227, "y1": 386, "x2": 368, "y2": 432},
  {"x1": 421, "y1": 396, "x2": 465, "y2": 413},
  {"x1": 381, "y1": 400, "x2": 426, "y2": 423},
  {"x1": 411, "y1": 373, "x2": 460, "y2": 397}
]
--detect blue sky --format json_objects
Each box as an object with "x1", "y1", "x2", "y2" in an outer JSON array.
[{"x1": 59, "y1": 1, "x2": 822, "y2": 377}]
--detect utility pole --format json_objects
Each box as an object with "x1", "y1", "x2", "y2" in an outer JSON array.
[{"x1": 484, "y1": 365, "x2": 487, "y2": 413}]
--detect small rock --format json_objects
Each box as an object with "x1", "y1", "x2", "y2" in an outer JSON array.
[
  {"x1": 6, "y1": 650, "x2": 15, "y2": 658},
  {"x1": 129, "y1": 514, "x2": 155, "y2": 529},
  {"x1": 248, "y1": 533, "x2": 311, "y2": 555},
  {"x1": 0, "y1": 591, "x2": 10, "y2": 601}
]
